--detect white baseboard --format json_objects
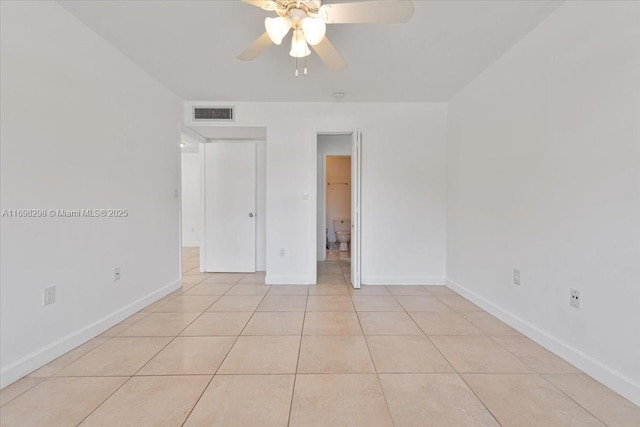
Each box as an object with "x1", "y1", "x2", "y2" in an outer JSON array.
[
  {"x1": 0, "y1": 279, "x2": 181, "y2": 389},
  {"x1": 256, "y1": 264, "x2": 266, "y2": 272},
  {"x1": 265, "y1": 275, "x2": 313, "y2": 285},
  {"x1": 445, "y1": 278, "x2": 640, "y2": 407},
  {"x1": 181, "y1": 242, "x2": 199, "y2": 248},
  {"x1": 363, "y1": 276, "x2": 445, "y2": 286}
]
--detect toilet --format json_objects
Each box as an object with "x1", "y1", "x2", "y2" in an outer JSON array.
[{"x1": 333, "y1": 219, "x2": 351, "y2": 252}]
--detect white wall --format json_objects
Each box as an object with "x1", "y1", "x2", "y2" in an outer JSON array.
[
  {"x1": 317, "y1": 134, "x2": 352, "y2": 259},
  {"x1": 446, "y1": 1, "x2": 640, "y2": 405},
  {"x1": 0, "y1": 1, "x2": 182, "y2": 387},
  {"x1": 186, "y1": 103, "x2": 447, "y2": 285},
  {"x1": 181, "y1": 150, "x2": 201, "y2": 247}
]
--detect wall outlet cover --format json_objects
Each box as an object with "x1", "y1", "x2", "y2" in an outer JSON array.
[
  {"x1": 570, "y1": 289, "x2": 581, "y2": 309},
  {"x1": 44, "y1": 286, "x2": 56, "y2": 306}
]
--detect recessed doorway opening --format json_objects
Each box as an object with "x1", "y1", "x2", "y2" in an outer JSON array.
[
  {"x1": 179, "y1": 126, "x2": 267, "y2": 274},
  {"x1": 316, "y1": 132, "x2": 362, "y2": 288}
]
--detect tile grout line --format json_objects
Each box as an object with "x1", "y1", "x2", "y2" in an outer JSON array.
[
  {"x1": 394, "y1": 291, "x2": 505, "y2": 426},
  {"x1": 457, "y1": 374, "x2": 505, "y2": 427},
  {"x1": 396, "y1": 289, "x2": 528, "y2": 426},
  {"x1": 286, "y1": 289, "x2": 309, "y2": 427},
  {"x1": 74, "y1": 276, "x2": 245, "y2": 426},
  {"x1": 73, "y1": 274, "x2": 249, "y2": 426},
  {"x1": 0, "y1": 379, "x2": 45, "y2": 408},
  {"x1": 389, "y1": 290, "x2": 467, "y2": 378},
  {"x1": 405, "y1": 294, "x2": 582, "y2": 380},
  {"x1": 351, "y1": 286, "x2": 396, "y2": 427},
  {"x1": 384, "y1": 289, "x2": 456, "y2": 425},
  {"x1": 181, "y1": 275, "x2": 270, "y2": 426},
  {"x1": 27, "y1": 333, "x2": 115, "y2": 381},
  {"x1": 73, "y1": 375, "x2": 134, "y2": 426},
  {"x1": 537, "y1": 374, "x2": 610, "y2": 426},
  {"x1": 387, "y1": 288, "x2": 503, "y2": 426},
  {"x1": 25, "y1": 371, "x2": 514, "y2": 378}
]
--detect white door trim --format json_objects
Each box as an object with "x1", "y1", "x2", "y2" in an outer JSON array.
[
  {"x1": 177, "y1": 123, "x2": 184, "y2": 279},
  {"x1": 319, "y1": 152, "x2": 328, "y2": 262},
  {"x1": 350, "y1": 132, "x2": 362, "y2": 289},
  {"x1": 199, "y1": 145, "x2": 207, "y2": 272}
]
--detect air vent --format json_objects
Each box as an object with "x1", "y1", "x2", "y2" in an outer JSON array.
[{"x1": 193, "y1": 107, "x2": 234, "y2": 121}]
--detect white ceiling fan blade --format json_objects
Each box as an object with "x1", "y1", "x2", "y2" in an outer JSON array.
[
  {"x1": 320, "y1": 0, "x2": 414, "y2": 24},
  {"x1": 241, "y1": 0, "x2": 277, "y2": 11},
  {"x1": 237, "y1": 32, "x2": 274, "y2": 61},
  {"x1": 311, "y1": 36, "x2": 347, "y2": 72}
]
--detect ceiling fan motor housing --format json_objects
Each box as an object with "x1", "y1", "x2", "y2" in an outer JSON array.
[
  {"x1": 288, "y1": 8, "x2": 307, "y2": 27},
  {"x1": 275, "y1": 0, "x2": 322, "y2": 17}
]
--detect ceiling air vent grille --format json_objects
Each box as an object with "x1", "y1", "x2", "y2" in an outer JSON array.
[{"x1": 193, "y1": 107, "x2": 234, "y2": 121}]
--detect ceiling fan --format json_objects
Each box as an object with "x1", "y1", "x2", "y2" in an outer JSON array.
[{"x1": 238, "y1": 0, "x2": 414, "y2": 75}]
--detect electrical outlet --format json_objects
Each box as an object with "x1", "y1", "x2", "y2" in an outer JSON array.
[
  {"x1": 513, "y1": 269, "x2": 521, "y2": 286},
  {"x1": 43, "y1": 286, "x2": 56, "y2": 306},
  {"x1": 114, "y1": 267, "x2": 121, "y2": 281},
  {"x1": 279, "y1": 248, "x2": 285, "y2": 257},
  {"x1": 570, "y1": 289, "x2": 581, "y2": 309}
]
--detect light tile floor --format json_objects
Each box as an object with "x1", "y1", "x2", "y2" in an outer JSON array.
[
  {"x1": 1, "y1": 247, "x2": 639, "y2": 426},
  {"x1": 326, "y1": 248, "x2": 351, "y2": 261}
]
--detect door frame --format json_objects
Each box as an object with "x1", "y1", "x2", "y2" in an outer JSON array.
[
  {"x1": 351, "y1": 131, "x2": 362, "y2": 289},
  {"x1": 179, "y1": 128, "x2": 206, "y2": 275},
  {"x1": 312, "y1": 130, "x2": 362, "y2": 287}
]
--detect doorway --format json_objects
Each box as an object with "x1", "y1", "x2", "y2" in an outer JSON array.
[
  {"x1": 180, "y1": 132, "x2": 203, "y2": 274},
  {"x1": 316, "y1": 132, "x2": 362, "y2": 288},
  {"x1": 179, "y1": 127, "x2": 266, "y2": 275}
]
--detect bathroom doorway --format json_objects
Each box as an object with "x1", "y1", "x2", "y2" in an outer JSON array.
[
  {"x1": 316, "y1": 132, "x2": 361, "y2": 288},
  {"x1": 317, "y1": 134, "x2": 351, "y2": 261}
]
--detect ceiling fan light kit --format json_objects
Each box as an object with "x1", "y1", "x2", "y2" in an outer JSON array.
[
  {"x1": 264, "y1": 16, "x2": 291, "y2": 45},
  {"x1": 290, "y1": 28, "x2": 311, "y2": 58},
  {"x1": 240, "y1": 0, "x2": 414, "y2": 76},
  {"x1": 301, "y1": 16, "x2": 326, "y2": 46}
]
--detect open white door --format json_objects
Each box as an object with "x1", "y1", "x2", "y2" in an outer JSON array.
[
  {"x1": 201, "y1": 142, "x2": 256, "y2": 272},
  {"x1": 350, "y1": 132, "x2": 362, "y2": 288}
]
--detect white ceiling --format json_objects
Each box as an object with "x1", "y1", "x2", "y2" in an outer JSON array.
[{"x1": 58, "y1": 0, "x2": 562, "y2": 102}]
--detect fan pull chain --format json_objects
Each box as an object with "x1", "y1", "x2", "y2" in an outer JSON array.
[
  {"x1": 295, "y1": 57, "x2": 299, "y2": 77},
  {"x1": 304, "y1": 55, "x2": 308, "y2": 76}
]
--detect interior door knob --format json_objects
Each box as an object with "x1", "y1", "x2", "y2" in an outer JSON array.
[{"x1": 249, "y1": 213, "x2": 254, "y2": 218}]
